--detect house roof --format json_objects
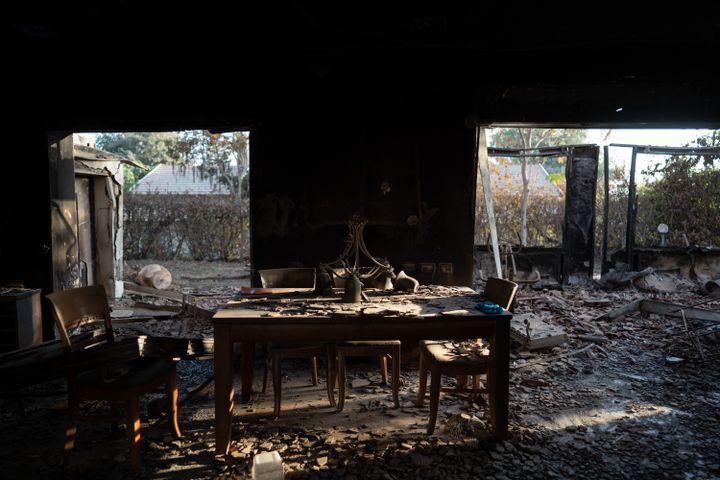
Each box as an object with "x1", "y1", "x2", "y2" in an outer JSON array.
[
  {"x1": 489, "y1": 164, "x2": 563, "y2": 197},
  {"x1": 131, "y1": 164, "x2": 232, "y2": 195}
]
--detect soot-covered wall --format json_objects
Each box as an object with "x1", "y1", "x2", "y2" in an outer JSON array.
[{"x1": 250, "y1": 116, "x2": 477, "y2": 287}]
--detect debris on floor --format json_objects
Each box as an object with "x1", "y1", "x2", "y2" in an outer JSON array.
[
  {"x1": 510, "y1": 313, "x2": 568, "y2": 350},
  {"x1": 3, "y1": 260, "x2": 720, "y2": 479}
]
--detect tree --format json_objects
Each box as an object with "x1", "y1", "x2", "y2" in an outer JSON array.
[
  {"x1": 177, "y1": 130, "x2": 249, "y2": 201},
  {"x1": 96, "y1": 132, "x2": 184, "y2": 190},
  {"x1": 489, "y1": 128, "x2": 587, "y2": 245},
  {"x1": 635, "y1": 130, "x2": 720, "y2": 246},
  {"x1": 177, "y1": 130, "x2": 250, "y2": 250}
]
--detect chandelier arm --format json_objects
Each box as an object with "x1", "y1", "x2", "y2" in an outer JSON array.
[{"x1": 358, "y1": 228, "x2": 390, "y2": 269}]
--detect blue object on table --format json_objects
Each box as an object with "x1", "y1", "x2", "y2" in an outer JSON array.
[{"x1": 476, "y1": 300, "x2": 504, "y2": 314}]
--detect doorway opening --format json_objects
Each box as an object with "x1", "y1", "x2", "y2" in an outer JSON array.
[{"x1": 52, "y1": 129, "x2": 251, "y2": 299}]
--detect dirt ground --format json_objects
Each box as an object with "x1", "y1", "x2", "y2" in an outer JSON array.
[
  {"x1": 124, "y1": 259, "x2": 252, "y2": 292},
  {"x1": 2, "y1": 265, "x2": 720, "y2": 479}
]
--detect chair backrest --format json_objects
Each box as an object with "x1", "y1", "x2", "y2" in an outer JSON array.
[
  {"x1": 483, "y1": 277, "x2": 519, "y2": 311},
  {"x1": 258, "y1": 268, "x2": 316, "y2": 289},
  {"x1": 46, "y1": 285, "x2": 114, "y2": 352}
]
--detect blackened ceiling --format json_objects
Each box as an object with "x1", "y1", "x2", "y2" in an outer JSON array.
[{"x1": 7, "y1": 3, "x2": 720, "y2": 130}]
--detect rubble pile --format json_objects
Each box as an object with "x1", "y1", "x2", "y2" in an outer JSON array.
[{"x1": 2, "y1": 281, "x2": 720, "y2": 479}]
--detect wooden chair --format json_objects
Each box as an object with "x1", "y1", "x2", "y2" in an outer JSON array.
[
  {"x1": 416, "y1": 277, "x2": 518, "y2": 434},
  {"x1": 46, "y1": 285, "x2": 181, "y2": 474},
  {"x1": 258, "y1": 268, "x2": 335, "y2": 417},
  {"x1": 333, "y1": 340, "x2": 401, "y2": 411},
  {"x1": 330, "y1": 272, "x2": 401, "y2": 412}
]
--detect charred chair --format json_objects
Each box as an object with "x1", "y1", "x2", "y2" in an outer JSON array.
[
  {"x1": 328, "y1": 272, "x2": 401, "y2": 412},
  {"x1": 258, "y1": 268, "x2": 335, "y2": 417},
  {"x1": 333, "y1": 340, "x2": 401, "y2": 411},
  {"x1": 46, "y1": 285, "x2": 181, "y2": 474},
  {"x1": 416, "y1": 277, "x2": 518, "y2": 434}
]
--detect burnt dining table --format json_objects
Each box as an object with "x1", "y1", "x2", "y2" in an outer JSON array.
[{"x1": 212, "y1": 285, "x2": 512, "y2": 455}]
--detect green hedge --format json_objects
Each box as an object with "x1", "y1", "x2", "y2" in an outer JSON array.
[{"x1": 124, "y1": 194, "x2": 248, "y2": 261}]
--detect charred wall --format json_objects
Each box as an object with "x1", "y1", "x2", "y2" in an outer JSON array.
[
  {"x1": 563, "y1": 146, "x2": 600, "y2": 282},
  {"x1": 250, "y1": 114, "x2": 477, "y2": 287}
]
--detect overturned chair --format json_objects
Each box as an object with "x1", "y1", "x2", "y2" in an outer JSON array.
[{"x1": 46, "y1": 285, "x2": 181, "y2": 474}]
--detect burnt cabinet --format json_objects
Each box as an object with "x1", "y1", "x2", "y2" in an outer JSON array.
[{"x1": 0, "y1": 288, "x2": 42, "y2": 353}]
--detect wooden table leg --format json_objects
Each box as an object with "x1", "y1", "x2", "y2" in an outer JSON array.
[
  {"x1": 240, "y1": 341, "x2": 256, "y2": 403},
  {"x1": 489, "y1": 319, "x2": 510, "y2": 441},
  {"x1": 214, "y1": 325, "x2": 234, "y2": 455}
]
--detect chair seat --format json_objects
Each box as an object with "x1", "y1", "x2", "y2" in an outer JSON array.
[
  {"x1": 420, "y1": 340, "x2": 489, "y2": 370},
  {"x1": 76, "y1": 358, "x2": 176, "y2": 390},
  {"x1": 336, "y1": 340, "x2": 401, "y2": 348}
]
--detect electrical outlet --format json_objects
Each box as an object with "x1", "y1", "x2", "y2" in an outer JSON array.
[
  {"x1": 438, "y1": 262, "x2": 453, "y2": 275},
  {"x1": 419, "y1": 262, "x2": 436, "y2": 274}
]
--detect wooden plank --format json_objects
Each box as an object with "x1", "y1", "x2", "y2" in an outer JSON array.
[
  {"x1": 49, "y1": 134, "x2": 80, "y2": 292},
  {"x1": 594, "y1": 299, "x2": 642, "y2": 321},
  {"x1": 75, "y1": 177, "x2": 95, "y2": 286},
  {"x1": 476, "y1": 127, "x2": 502, "y2": 278},
  {"x1": 132, "y1": 302, "x2": 183, "y2": 312},
  {"x1": 94, "y1": 175, "x2": 122, "y2": 298},
  {"x1": 640, "y1": 300, "x2": 720, "y2": 323},
  {"x1": 123, "y1": 281, "x2": 185, "y2": 302}
]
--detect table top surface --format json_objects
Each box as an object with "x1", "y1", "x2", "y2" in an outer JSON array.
[{"x1": 213, "y1": 285, "x2": 510, "y2": 322}]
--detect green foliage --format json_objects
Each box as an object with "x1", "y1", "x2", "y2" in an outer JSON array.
[
  {"x1": 177, "y1": 130, "x2": 249, "y2": 197},
  {"x1": 596, "y1": 130, "x2": 720, "y2": 251},
  {"x1": 490, "y1": 128, "x2": 587, "y2": 172},
  {"x1": 96, "y1": 132, "x2": 184, "y2": 190},
  {"x1": 595, "y1": 164, "x2": 629, "y2": 250},
  {"x1": 96, "y1": 130, "x2": 250, "y2": 194},
  {"x1": 476, "y1": 163, "x2": 565, "y2": 247},
  {"x1": 477, "y1": 128, "x2": 586, "y2": 246},
  {"x1": 124, "y1": 194, "x2": 248, "y2": 261},
  {"x1": 635, "y1": 130, "x2": 720, "y2": 246}
]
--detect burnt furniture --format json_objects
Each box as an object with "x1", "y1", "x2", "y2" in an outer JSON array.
[
  {"x1": 333, "y1": 340, "x2": 401, "y2": 411},
  {"x1": 0, "y1": 288, "x2": 42, "y2": 353},
  {"x1": 213, "y1": 286, "x2": 512, "y2": 455},
  {"x1": 416, "y1": 278, "x2": 518, "y2": 435},
  {"x1": 46, "y1": 285, "x2": 181, "y2": 474},
  {"x1": 258, "y1": 268, "x2": 334, "y2": 417}
]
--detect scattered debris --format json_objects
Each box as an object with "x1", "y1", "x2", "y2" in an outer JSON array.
[
  {"x1": 444, "y1": 412, "x2": 488, "y2": 438},
  {"x1": 510, "y1": 313, "x2": 568, "y2": 350},
  {"x1": 633, "y1": 271, "x2": 679, "y2": 292},
  {"x1": 597, "y1": 265, "x2": 654, "y2": 289},
  {"x1": 5, "y1": 259, "x2": 720, "y2": 479}
]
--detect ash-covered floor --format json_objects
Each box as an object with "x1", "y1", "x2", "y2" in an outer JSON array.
[{"x1": 2, "y1": 285, "x2": 720, "y2": 480}]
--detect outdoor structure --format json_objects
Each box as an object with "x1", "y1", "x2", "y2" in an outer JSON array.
[
  {"x1": 70, "y1": 141, "x2": 127, "y2": 299},
  {"x1": 131, "y1": 164, "x2": 232, "y2": 195}
]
